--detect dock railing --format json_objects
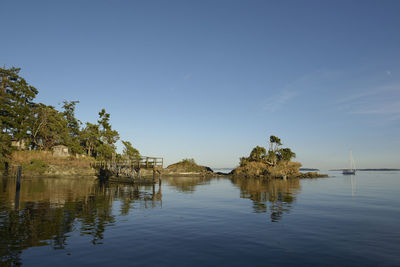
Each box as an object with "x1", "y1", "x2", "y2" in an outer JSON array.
[{"x1": 92, "y1": 156, "x2": 163, "y2": 170}]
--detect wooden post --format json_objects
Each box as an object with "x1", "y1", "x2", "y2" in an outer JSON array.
[
  {"x1": 146, "y1": 158, "x2": 149, "y2": 168},
  {"x1": 16, "y1": 166, "x2": 22, "y2": 191},
  {"x1": 15, "y1": 166, "x2": 22, "y2": 210}
]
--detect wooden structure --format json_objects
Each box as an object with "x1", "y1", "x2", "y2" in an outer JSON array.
[
  {"x1": 92, "y1": 156, "x2": 163, "y2": 183},
  {"x1": 52, "y1": 145, "x2": 70, "y2": 157}
]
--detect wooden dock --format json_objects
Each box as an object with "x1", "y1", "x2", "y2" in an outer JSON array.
[{"x1": 92, "y1": 156, "x2": 163, "y2": 183}]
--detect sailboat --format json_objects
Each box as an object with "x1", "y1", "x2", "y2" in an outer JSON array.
[{"x1": 343, "y1": 150, "x2": 356, "y2": 175}]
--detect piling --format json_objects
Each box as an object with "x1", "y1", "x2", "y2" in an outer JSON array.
[
  {"x1": 16, "y1": 166, "x2": 22, "y2": 191},
  {"x1": 14, "y1": 166, "x2": 22, "y2": 210}
]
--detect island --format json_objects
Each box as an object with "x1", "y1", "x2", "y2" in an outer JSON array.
[{"x1": 231, "y1": 136, "x2": 327, "y2": 179}]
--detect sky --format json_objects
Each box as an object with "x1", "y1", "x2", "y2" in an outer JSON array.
[{"x1": 1, "y1": 0, "x2": 400, "y2": 170}]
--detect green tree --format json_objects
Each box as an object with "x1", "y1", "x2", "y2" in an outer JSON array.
[
  {"x1": 122, "y1": 141, "x2": 140, "y2": 160},
  {"x1": 30, "y1": 104, "x2": 69, "y2": 150},
  {"x1": 249, "y1": 146, "x2": 266, "y2": 162},
  {"x1": 279, "y1": 148, "x2": 296, "y2": 161},
  {"x1": 268, "y1": 135, "x2": 282, "y2": 165},
  {"x1": 96, "y1": 109, "x2": 119, "y2": 160},
  {"x1": 0, "y1": 129, "x2": 12, "y2": 169},
  {"x1": 0, "y1": 67, "x2": 38, "y2": 141},
  {"x1": 269, "y1": 135, "x2": 282, "y2": 152},
  {"x1": 81, "y1": 122, "x2": 100, "y2": 157},
  {"x1": 62, "y1": 100, "x2": 83, "y2": 154}
]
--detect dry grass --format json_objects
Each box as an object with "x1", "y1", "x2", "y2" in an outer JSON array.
[
  {"x1": 166, "y1": 159, "x2": 212, "y2": 173},
  {"x1": 11, "y1": 151, "x2": 94, "y2": 169},
  {"x1": 233, "y1": 161, "x2": 270, "y2": 177},
  {"x1": 233, "y1": 161, "x2": 302, "y2": 178},
  {"x1": 269, "y1": 161, "x2": 302, "y2": 177}
]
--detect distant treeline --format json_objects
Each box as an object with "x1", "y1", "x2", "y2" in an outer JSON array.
[{"x1": 0, "y1": 66, "x2": 140, "y2": 168}]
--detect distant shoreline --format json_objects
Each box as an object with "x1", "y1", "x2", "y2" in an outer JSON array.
[
  {"x1": 300, "y1": 168, "x2": 320, "y2": 171},
  {"x1": 329, "y1": 169, "x2": 400, "y2": 171}
]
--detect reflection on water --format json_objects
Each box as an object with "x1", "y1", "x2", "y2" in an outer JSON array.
[
  {"x1": 162, "y1": 176, "x2": 214, "y2": 193},
  {"x1": 2, "y1": 174, "x2": 399, "y2": 266},
  {"x1": 231, "y1": 177, "x2": 300, "y2": 222},
  {"x1": 349, "y1": 175, "x2": 356, "y2": 197},
  {"x1": 0, "y1": 176, "x2": 162, "y2": 266}
]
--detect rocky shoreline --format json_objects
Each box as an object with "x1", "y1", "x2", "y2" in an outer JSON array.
[{"x1": 6, "y1": 157, "x2": 327, "y2": 181}]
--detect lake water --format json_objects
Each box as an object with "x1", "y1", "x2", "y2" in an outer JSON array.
[{"x1": 1, "y1": 172, "x2": 400, "y2": 266}]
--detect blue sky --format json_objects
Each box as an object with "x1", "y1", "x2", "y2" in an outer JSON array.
[{"x1": 1, "y1": 0, "x2": 399, "y2": 169}]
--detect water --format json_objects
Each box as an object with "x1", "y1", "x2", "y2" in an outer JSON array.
[{"x1": 1, "y1": 172, "x2": 400, "y2": 266}]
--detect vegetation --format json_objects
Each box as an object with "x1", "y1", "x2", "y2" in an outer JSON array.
[
  {"x1": 21, "y1": 159, "x2": 49, "y2": 174},
  {"x1": 0, "y1": 66, "x2": 139, "y2": 172},
  {"x1": 12, "y1": 150, "x2": 93, "y2": 169},
  {"x1": 234, "y1": 135, "x2": 301, "y2": 178},
  {"x1": 122, "y1": 141, "x2": 141, "y2": 160},
  {"x1": 166, "y1": 158, "x2": 213, "y2": 173}
]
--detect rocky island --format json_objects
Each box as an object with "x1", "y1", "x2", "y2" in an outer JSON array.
[
  {"x1": 163, "y1": 158, "x2": 216, "y2": 177},
  {"x1": 232, "y1": 136, "x2": 327, "y2": 179}
]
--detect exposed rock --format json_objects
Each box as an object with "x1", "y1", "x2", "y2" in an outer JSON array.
[
  {"x1": 164, "y1": 159, "x2": 218, "y2": 177},
  {"x1": 232, "y1": 161, "x2": 327, "y2": 179}
]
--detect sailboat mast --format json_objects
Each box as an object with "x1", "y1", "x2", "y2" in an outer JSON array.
[{"x1": 349, "y1": 150, "x2": 356, "y2": 170}]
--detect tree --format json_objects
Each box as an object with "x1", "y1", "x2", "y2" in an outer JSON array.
[
  {"x1": 249, "y1": 146, "x2": 266, "y2": 162},
  {"x1": 279, "y1": 148, "x2": 296, "y2": 162},
  {"x1": 96, "y1": 109, "x2": 119, "y2": 160},
  {"x1": 269, "y1": 135, "x2": 282, "y2": 152},
  {"x1": 81, "y1": 122, "x2": 100, "y2": 157},
  {"x1": 0, "y1": 129, "x2": 12, "y2": 169},
  {"x1": 0, "y1": 67, "x2": 38, "y2": 141},
  {"x1": 62, "y1": 100, "x2": 83, "y2": 154},
  {"x1": 122, "y1": 141, "x2": 140, "y2": 160},
  {"x1": 30, "y1": 104, "x2": 69, "y2": 150},
  {"x1": 267, "y1": 135, "x2": 283, "y2": 166}
]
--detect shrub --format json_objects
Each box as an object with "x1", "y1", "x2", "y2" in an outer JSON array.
[{"x1": 22, "y1": 159, "x2": 49, "y2": 174}]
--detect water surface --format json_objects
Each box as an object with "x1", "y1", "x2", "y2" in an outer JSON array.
[{"x1": 1, "y1": 172, "x2": 399, "y2": 266}]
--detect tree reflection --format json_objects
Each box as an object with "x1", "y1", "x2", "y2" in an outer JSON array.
[
  {"x1": 0, "y1": 176, "x2": 162, "y2": 265},
  {"x1": 231, "y1": 177, "x2": 300, "y2": 222}
]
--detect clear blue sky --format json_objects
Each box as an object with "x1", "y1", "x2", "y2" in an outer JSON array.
[{"x1": 1, "y1": 0, "x2": 399, "y2": 169}]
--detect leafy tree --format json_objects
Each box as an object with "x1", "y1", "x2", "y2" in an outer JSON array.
[
  {"x1": 239, "y1": 157, "x2": 248, "y2": 166},
  {"x1": 0, "y1": 67, "x2": 38, "y2": 169},
  {"x1": 0, "y1": 67, "x2": 139, "y2": 170},
  {"x1": 249, "y1": 146, "x2": 266, "y2": 162},
  {"x1": 81, "y1": 122, "x2": 100, "y2": 157},
  {"x1": 122, "y1": 140, "x2": 140, "y2": 160},
  {"x1": 96, "y1": 109, "x2": 119, "y2": 160},
  {"x1": 240, "y1": 136, "x2": 296, "y2": 168},
  {"x1": 269, "y1": 135, "x2": 282, "y2": 152},
  {"x1": 0, "y1": 67, "x2": 38, "y2": 141},
  {"x1": 30, "y1": 104, "x2": 69, "y2": 150},
  {"x1": 279, "y1": 148, "x2": 296, "y2": 161},
  {"x1": 0, "y1": 129, "x2": 12, "y2": 169},
  {"x1": 266, "y1": 150, "x2": 277, "y2": 166},
  {"x1": 62, "y1": 100, "x2": 83, "y2": 154},
  {"x1": 268, "y1": 135, "x2": 283, "y2": 165}
]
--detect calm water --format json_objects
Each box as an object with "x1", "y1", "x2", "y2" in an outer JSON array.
[{"x1": 1, "y1": 172, "x2": 400, "y2": 266}]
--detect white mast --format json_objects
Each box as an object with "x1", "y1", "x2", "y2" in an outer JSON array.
[{"x1": 349, "y1": 150, "x2": 356, "y2": 171}]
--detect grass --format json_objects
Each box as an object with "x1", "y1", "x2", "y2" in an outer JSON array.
[
  {"x1": 22, "y1": 159, "x2": 49, "y2": 174},
  {"x1": 233, "y1": 161, "x2": 302, "y2": 178},
  {"x1": 11, "y1": 150, "x2": 94, "y2": 169},
  {"x1": 167, "y1": 158, "x2": 210, "y2": 173}
]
